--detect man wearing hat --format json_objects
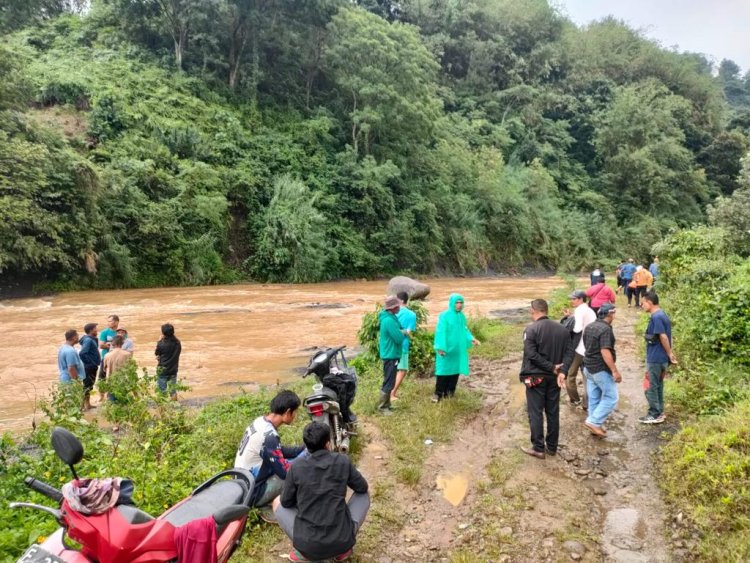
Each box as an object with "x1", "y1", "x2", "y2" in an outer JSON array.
[
  {"x1": 563, "y1": 290, "x2": 596, "y2": 408},
  {"x1": 582, "y1": 303, "x2": 622, "y2": 437},
  {"x1": 116, "y1": 327, "x2": 134, "y2": 352},
  {"x1": 377, "y1": 296, "x2": 410, "y2": 414}
]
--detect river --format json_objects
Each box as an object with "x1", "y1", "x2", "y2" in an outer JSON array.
[{"x1": 0, "y1": 276, "x2": 564, "y2": 432}]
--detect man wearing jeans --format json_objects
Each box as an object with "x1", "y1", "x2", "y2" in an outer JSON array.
[
  {"x1": 582, "y1": 303, "x2": 622, "y2": 437},
  {"x1": 274, "y1": 422, "x2": 369, "y2": 562},
  {"x1": 639, "y1": 291, "x2": 677, "y2": 424}
]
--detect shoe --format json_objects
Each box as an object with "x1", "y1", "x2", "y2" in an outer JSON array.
[
  {"x1": 377, "y1": 391, "x2": 392, "y2": 412},
  {"x1": 584, "y1": 421, "x2": 606, "y2": 437},
  {"x1": 289, "y1": 550, "x2": 310, "y2": 562},
  {"x1": 570, "y1": 399, "x2": 582, "y2": 407},
  {"x1": 334, "y1": 548, "x2": 354, "y2": 561},
  {"x1": 521, "y1": 446, "x2": 546, "y2": 460},
  {"x1": 431, "y1": 395, "x2": 440, "y2": 403},
  {"x1": 639, "y1": 415, "x2": 664, "y2": 424},
  {"x1": 545, "y1": 448, "x2": 557, "y2": 456},
  {"x1": 259, "y1": 506, "x2": 278, "y2": 524},
  {"x1": 655, "y1": 413, "x2": 666, "y2": 422}
]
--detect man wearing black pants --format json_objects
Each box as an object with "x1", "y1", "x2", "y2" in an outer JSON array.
[{"x1": 520, "y1": 299, "x2": 575, "y2": 459}]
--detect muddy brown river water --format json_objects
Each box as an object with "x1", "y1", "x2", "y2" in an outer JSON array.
[{"x1": 0, "y1": 276, "x2": 564, "y2": 432}]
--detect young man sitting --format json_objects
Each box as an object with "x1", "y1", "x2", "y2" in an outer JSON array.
[
  {"x1": 273, "y1": 422, "x2": 370, "y2": 562},
  {"x1": 234, "y1": 390, "x2": 307, "y2": 520}
]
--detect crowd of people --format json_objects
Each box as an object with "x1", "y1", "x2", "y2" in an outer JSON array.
[
  {"x1": 57, "y1": 314, "x2": 183, "y2": 410},
  {"x1": 51, "y1": 260, "x2": 673, "y2": 561}
]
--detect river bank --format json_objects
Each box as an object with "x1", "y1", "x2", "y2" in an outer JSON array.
[{"x1": 0, "y1": 276, "x2": 565, "y2": 433}]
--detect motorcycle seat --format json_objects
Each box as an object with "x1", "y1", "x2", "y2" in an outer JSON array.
[
  {"x1": 305, "y1": 387, "x2": 338, "y2": 402},
  {"x1": 162, "y1": 480, "x2": 249, "y2": 527}
]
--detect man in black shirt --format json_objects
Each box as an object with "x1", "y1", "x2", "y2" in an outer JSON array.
[
  {"x1": 273, "y1": 422, "x2": 370, "y2": 562},
  {"x1": 520, "y1": 299, "x2": 574, "y2": 459},
  {"x1": 582, "y1": 303, "x2": 622, "y2": 437},
  {"x1": 155, "y1": 323, "x2": 181, "y2": 398}
]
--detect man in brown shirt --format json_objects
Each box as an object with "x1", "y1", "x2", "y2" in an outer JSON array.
[{"x1": 103, "y1": 335, "x2": 133, "y2": 377}]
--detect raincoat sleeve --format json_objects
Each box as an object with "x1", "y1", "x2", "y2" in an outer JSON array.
[
  {"x1": 384, "y1": 316, "x2": 405, "y2": 346},
  {"x1": 433, "y1": 315, "x2": 446, "y2": 352}
]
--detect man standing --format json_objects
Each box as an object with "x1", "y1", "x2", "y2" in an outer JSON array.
[
  {"x1": 649, "y1": 257, "x2": 660, "y2": 280},
  {"x1": 58, "y1": 329, "x2": 85, "y2": 385},
  {"x1": 582, "y1": 303, "x2": 622, "y2": 437},
  {"x1": 639, "y1": 291, "x2": 677, "y2": 424},
  {"x1": 564, "y1": 291, "x2": 596, "y2": 408},
  {"x1": 378, "y1": 296, "x2": 408, "y2": 414},
  {"x1": 102, "y1": 335, "x2": 133, "y2": 379},
  {"x1": 273, "y1": 422, "x2": 369, "y2": 562},
  {"x1": 520, "y1": 299, "x2": 574, "y2": 459},
  {"x1": 235, "y1": 390, "x2": 307, "y2": 517},
  {"x1": 116, "y1": 327, "x2": 134, "y2": 352},
  {"x1": 632, "y1": 265, "x2": 653, "y2": 308},
  {"x1": 619, "y1": 259, "x2": 637, "y2": 307},
  {"x1": 78, "y1": 323, "x2": 100, "y2": 410},
  {"x1": 391, "y1": 291, "x2": 417, "y2": 401},
  {"x1": 98, "y1": 314, "x2": 119, "y2": 402},
  {"x1": 155, "y1": 323, "x2": 181, "y2": 398}
]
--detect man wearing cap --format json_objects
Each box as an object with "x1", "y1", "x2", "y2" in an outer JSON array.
[
  {"x1": 582, "y1": 303, "x2": 622, "y2": 437},
  {"x1": 116, "y1": 327, "x2": 134, "y2": 353},
  {"x1": 520, "y1": 299, "x2": 574, "y2": 459},
  {"x1": 564, "y1": 291, "x2": 596, "y2": 408},
  {"x1": 78, "y1": 323, "x2": 101, "y2": 410},
  {"x1": 378, "y1": 296, "x2": 409, "y2": 414}
]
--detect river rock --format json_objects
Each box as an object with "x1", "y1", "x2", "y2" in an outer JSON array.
[
  {"x1": 387, "y1": 276, "x2": 431, "y2": 300},
  {"x1": 563, "y1": 541, "x2": 586, "y2": 555}
]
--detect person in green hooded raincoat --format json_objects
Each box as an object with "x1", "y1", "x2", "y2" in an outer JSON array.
[{"x1": 433, "y1": 293, "x2": 479, "y2": 402}]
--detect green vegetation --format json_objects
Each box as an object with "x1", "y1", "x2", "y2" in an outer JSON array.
[
  {"x1": 2, "y1": 1, "x2": 749, "y2": 289},
  {"x1": 652, "y1": 168, "x2": 750, "y2": 559}
]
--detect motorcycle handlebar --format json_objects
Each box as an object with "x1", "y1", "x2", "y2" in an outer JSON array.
[{"x1": 25, "y1": 476, "x2": 63, "y2": 504}]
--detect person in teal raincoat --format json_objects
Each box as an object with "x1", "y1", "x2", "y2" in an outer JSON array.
[{"x1": 433, "y1": 293, "x2": 479, "y2": 402}]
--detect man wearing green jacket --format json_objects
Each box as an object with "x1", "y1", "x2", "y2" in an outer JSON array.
[
  {"x1": 433, "y1": 293, "x2": 479, "y2": 402},
  {"x1": 378, "y1": 295, "x2": 410, "y2": 414}
]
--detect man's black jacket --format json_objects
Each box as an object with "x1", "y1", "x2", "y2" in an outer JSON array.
[{"x1": 520, "y1": 316, "x2": 575, "y2": 377}]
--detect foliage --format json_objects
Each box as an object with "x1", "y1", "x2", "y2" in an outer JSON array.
[{"x1": 0, "y1": 0, "x2": 748, "y2": 288}]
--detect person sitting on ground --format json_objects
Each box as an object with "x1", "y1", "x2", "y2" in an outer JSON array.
[
  {"x1": 234, "y1": 390, "x2": 307, "y2": 519},
  {"x1": 585, "y1": 277, "x2": 616, "y2": 315},
  {"x1": 273, "y1": 421, "x2": 369, "y2": 563}
]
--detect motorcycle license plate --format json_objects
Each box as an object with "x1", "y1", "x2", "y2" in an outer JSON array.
[{"x1": 16, "y1": 545, "x2": 65, "y2": 563}]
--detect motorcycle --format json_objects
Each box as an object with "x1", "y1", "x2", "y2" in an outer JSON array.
[
  {"x1": 302, "y1": 346, "x2": 358, "y2": 453},
  {"x1": 11, "y1": 427, "x2": 255, "y2": 563}
]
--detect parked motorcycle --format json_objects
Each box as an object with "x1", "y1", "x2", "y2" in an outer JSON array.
[
  {"x1": 11, "y1": 427, "x2": 254, "y2": 563},
  {"x1": 302, "y1": 346, "x2": 358, "y2": 453}
]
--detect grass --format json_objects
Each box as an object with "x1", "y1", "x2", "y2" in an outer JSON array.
[
  {"x1": 468, "y1": 317, "x2": 524, "y2": 360},
  {"x1": 659, "y1": 397, "x2": 750, "y2": 561},
  {"x1": 449, "y1": 452, "x2": 524, "y2": 562}
]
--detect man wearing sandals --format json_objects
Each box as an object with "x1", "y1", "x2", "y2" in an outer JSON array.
[
  {"x1": 274, "y1": 422, "x2": 369, "y2": 562},
  {"x1": 582, "y1": 303, "x2": 622, "y2": 437}
]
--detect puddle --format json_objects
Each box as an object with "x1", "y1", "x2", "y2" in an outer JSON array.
[{"x1": 436, "y1": 472, "x2": 469, "y2": 506}]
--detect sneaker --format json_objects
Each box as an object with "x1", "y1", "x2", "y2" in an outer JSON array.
[
  {"x1": 655, "y1": 413, "x2": 666, "y2": 422},
  {"x1": 289, "y1": 550, "x2": 310, "y2": 562},
  {"x1": 431, "y1": 395, "x2": 440, "y2": 403},
  {"x1": 570, "y1": 399, "x2": 582, "y2": 407},
  {"x1": 638, "y1": 415, "x2": 659, "y2": 424},
  {"x1": 258, "y1": 506, "x2": 277, "y2": 524},
  {"x1": 334, "y1": 548, "x2": 354, "y2": 561}
]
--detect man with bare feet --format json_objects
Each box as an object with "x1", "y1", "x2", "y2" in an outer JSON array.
[
  {"x1": 391, "y1": 291, "x2": 416, "y2": 401},
  {"x1": 582, "y1": 303, "x2": 621, "y2": 437},
  {"x1": 520, "y1": 299, "x2": 574, "y2": 459}
]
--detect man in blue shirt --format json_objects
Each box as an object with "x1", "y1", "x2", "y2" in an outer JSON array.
[
  {"x1": 98, "y1": 314, "x2": 119, "y2": 403},
  {"x1": 78, "y1": 323, "x2": 100, "y2": 410},
  {"x1": 391, "y1": 291, "x2": 417, "y2": 401},
  {"x1": 58, "y1": 329, "x2": 86, "y2": 388},
  {"x1": 619, "y1": 258, "x2": 638, "y2": 307},
  {"x1": 649, "y1": 257, "x2": 660, "y2": 280},
  {"x1": 639, "y1": 291, "x2": 677, "y2": 424}
]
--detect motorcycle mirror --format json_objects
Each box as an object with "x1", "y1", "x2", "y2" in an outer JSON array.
[{"x1": 51, "y1": 427, "x2": 83, "y2": 479}]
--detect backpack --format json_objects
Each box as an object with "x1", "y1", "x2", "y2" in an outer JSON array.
[{"x1": 560, "y1": 315, "x2": 576, "y2": 333}]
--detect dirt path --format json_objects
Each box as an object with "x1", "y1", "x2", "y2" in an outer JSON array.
[{"x1": 352, "y1": 306, "x2": 674, "y2": 563}]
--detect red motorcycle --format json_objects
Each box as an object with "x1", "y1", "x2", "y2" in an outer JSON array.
[{"x1": 12, "y1": 427, "x2": 254, "y2": 563}]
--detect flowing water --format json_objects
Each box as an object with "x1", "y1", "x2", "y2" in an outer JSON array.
[{"x1": 0, "y1": 276, "x2": 564, "y2": 432}]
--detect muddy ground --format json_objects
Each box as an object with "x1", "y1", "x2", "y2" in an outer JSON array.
[{"x1": 267, "y1": 306, "x2": 684, "y2": 562}]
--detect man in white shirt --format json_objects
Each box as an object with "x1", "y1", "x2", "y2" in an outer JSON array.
[{"x1": 564, "y1": 290, "x2": 596, "y2": 408}]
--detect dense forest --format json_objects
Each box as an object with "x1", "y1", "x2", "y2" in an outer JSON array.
[{"x1": 1, "y1": 0, "x2": 749, "y2": 288}]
